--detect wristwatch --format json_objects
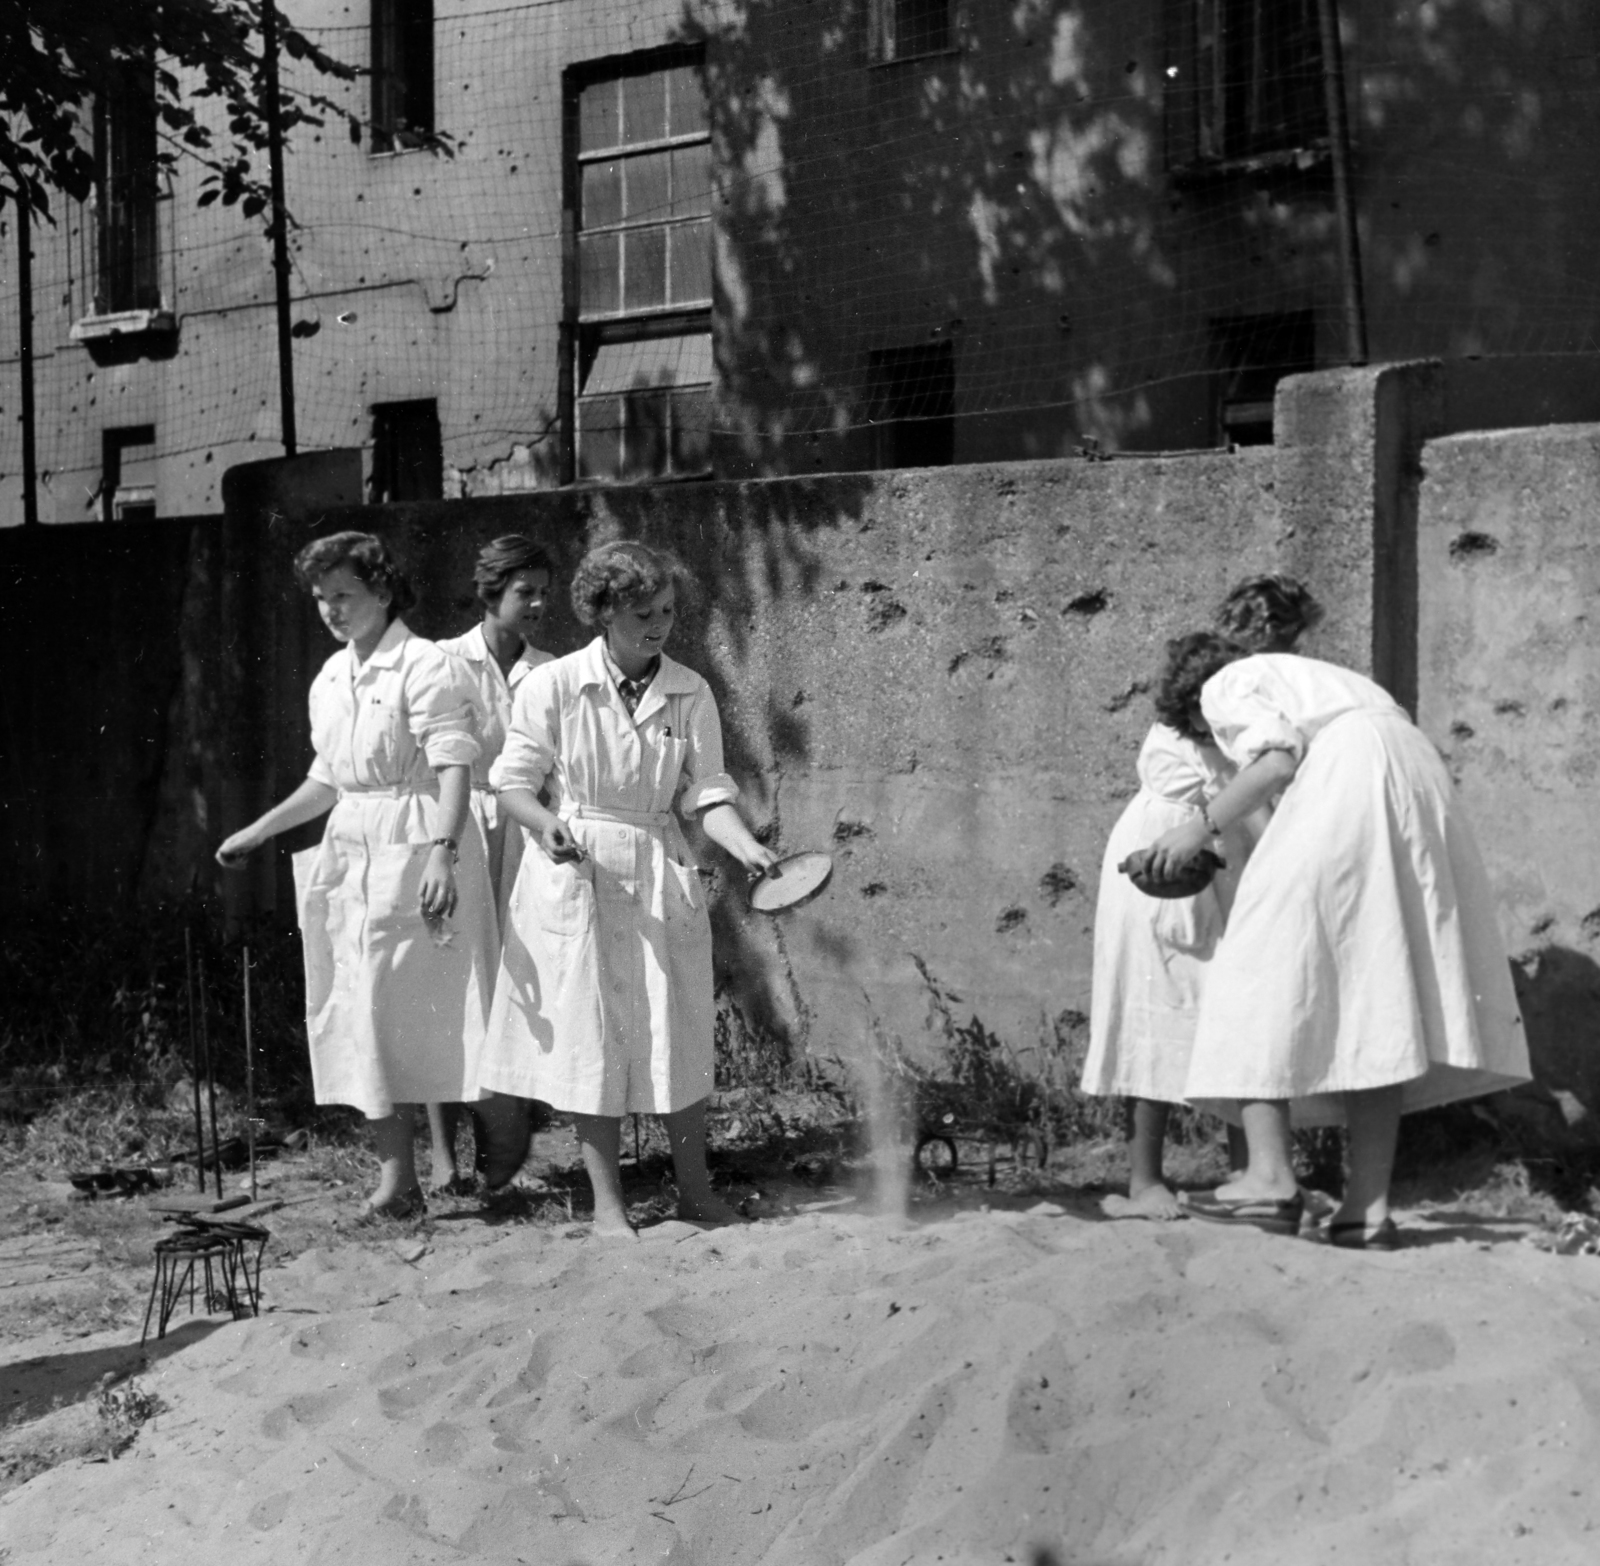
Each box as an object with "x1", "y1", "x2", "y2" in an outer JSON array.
[{"x1": 431, "y1": 836, "x2": 459, "y2": 863}]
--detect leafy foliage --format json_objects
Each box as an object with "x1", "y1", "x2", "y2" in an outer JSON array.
[{"x1": 0, "y1": 0, "x2": 358, "y2": 220}]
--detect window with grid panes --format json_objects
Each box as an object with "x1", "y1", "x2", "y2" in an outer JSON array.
[
  {"x1": 575, "y1": 59, "x2": 713, "y2": 481},
  {"x1": 1164, "y1": 0, "x2": 1326, "y2": 169},
  {"x1": 95, "y1": 66, "x2": 161, "y2": 313},
  {"x1": 868, "y1": 0, "x2": 954, "y2": 64},
  {"x1": 371, "y1": 0, "x2": 434, "y2": 153}
]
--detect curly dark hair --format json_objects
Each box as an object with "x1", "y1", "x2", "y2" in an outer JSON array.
[
  {"x1": 293, "y1": 531, "x2": 416, "y2": 618},
  {"x1": 570, "y1": 539, "x2": 690, "y2": 627},
  {"x1": 1153, "y1": 631, "x2": 1248, "y2": 740},
  {"x1": 1214, "y1": 573, "x2": 1324, "y2": 652},
  {"x1": 473, "y1": 534, "x2": 555, "y2": 611}
]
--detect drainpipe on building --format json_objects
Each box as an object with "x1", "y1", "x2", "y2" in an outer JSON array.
[
  {"x1": 1317, "y1": 0, "x2": 1368, "y2": 366},
  {"x1": 262, "y1": 0, "x2": 298, "y2": 456},
  {"x1": 16, "y1": 198, "x2": 38, "y2": 526}
]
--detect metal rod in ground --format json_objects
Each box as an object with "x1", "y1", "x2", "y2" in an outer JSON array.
[
  {"x1": 198, "y1": 951, "x2": 223, "y2": 1200},
  {"x1": 185, "y1": 927, "x2": 205, "y2": 1193},
  {"x1": 243, "y1": 946, "x2": 257, "y2": 1204}
]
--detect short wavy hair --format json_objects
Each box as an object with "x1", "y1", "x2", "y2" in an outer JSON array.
[
  {"x1": 1153, "y1": 631, "x2": 1248, "y2": 741},
  {"x1": 293, "y1": 531, "x2": 416, "y2": 618},
  {"x1": 473, "y1": 534, "x2": 555, "y2": 610},
  {"x1": 1214, "y1": 573, "x2": 1324, "y2": 652},
  {"x1": 570, "y1": 539, "x2": 690, "y2": 627}
]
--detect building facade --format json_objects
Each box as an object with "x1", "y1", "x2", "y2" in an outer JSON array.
[{"x1": 1, "y1": 0, "x2": 1597, "y2": 523}]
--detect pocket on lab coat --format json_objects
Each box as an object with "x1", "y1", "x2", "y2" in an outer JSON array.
[
  {"x1": 364, "y1": 842, "x2": 433, "y2": 933},
  {"x1": 664, "y1": 857, "x2": 712, "y2": 940},
  {"x1": 530, "y1": 854, "x2": 597, "y2": 935}
]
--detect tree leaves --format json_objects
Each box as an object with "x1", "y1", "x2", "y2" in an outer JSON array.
[{"x1": 0, "y1": 0, "x2": 358, "y2": 223}]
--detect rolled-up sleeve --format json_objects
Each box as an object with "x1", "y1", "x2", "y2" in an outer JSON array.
[
  {"x1": 1202, "y1": 666, "x2": 1305, "y2": 769},
  {"x1": 1140, "y1": 727, "x2": 1212, "y2": 806},
  {"x1": 406, "y1": 646, "x2": 482, "y2": 771},
  {"x1": 676, "y1": 685, "x2": 739, "y2": 815},
  {"x1": 491, "y1": 665, "x2": 559, "y2": 793}
]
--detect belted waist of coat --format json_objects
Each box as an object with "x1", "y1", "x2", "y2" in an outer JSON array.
[
  {"x1": 560, "y1": 802, "x2": 673, "y2": 829},
  {"x1": 338, "y1": 783, "x2": 439, "y2": 800}
]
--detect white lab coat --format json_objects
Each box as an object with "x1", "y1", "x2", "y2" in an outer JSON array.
[
  {"x1": 1082, "y1": 724, "x2": 1252, "y2": 1103},
  {"x1": 477, "y1": 637, "x2": 739, "y2": 1116},
  {"x1": 1184, "y1": 655, "x2": 1529, "y2": 1122},
  {"x1": 436, "y1": 623, "x2": 554, "y2": 917},
  {"x1": 291, "y1": 619, "x2": 497, "y2": 1119}
]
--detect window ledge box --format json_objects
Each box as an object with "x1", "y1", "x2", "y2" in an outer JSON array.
[
  {"x1": 869, "y1": 45, "x2": 961, "y2": 69},
  {"x1": 1169, "y1": 144, "x2": 1331, "y2": 189},
  {"x1": 71, "y1": 309, "x2": 178, "y2": 344}
]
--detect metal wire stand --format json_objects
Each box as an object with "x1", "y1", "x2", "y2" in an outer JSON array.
[{"x1": 141, "y1": 1220, "x2": 271, "y2": 1345}]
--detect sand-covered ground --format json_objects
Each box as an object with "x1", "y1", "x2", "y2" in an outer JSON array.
[{"x1": 5, "y1": 1181, "x2": 1600, "y2": 1566}]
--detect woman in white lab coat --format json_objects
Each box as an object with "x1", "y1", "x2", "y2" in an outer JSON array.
[
  {"x1": 216, "y1": 532, "x2": 496, "y2": 1216},
  {"x1": 427, "y1": 535, "x2": 556, "y2": 1190},
  {"x1": 475, "y1": 540, "x2": 778, "y2": 1234},
  {"x1": 1144, "y1": 638, "x2": 1529, "y2": 1248}
]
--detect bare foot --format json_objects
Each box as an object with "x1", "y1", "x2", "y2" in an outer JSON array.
[
  {"x1": 360, "y1": 1183, "x2": 424, "y2": 1220},
  {"x1": 677, "y1": 1191, "x2": 750, "y2": 1227},
  {"x1": 1210, "y1": 1174, "x2": 1299, "y2": 1204},
  {"x1": 592, "y1": 1211, "x2": 639, "y2": 1242},
  {"x1": 1102, "y1": 1185, "x2": 1186, "y2": 1221}
]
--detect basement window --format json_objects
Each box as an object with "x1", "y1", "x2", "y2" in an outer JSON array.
[
  {"x1": 370, "y1": 399, "x2": 443, "y2": 501},
  {"x1": 866, "y1": 342, "x2": 955, "y2": 468},
  {"x1": 102, "y1": 426, "x2": 157, "y2": 521}
]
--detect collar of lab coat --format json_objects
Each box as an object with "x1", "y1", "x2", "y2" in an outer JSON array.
[
  {"x1": 348, "y1": 617, "x2": 411, "y2": 681},
  {"x1": 452, "y1": 623, "x2": 546, "y2": 687},
  {"x1": 576, "y1": 635, "x2": 697, "y2": 726}
]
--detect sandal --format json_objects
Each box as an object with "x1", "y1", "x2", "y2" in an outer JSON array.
[
  {"x1": 1326, "y1": 1217, "x2": 1400, "y2": 1252},
  {"x1": 1181, "y1": 1190, "x2": 1305, "y2": 1236}
]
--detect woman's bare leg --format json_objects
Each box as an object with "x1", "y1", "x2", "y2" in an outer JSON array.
[
  {"x1": 571, "y1": 1113, "x2": 637, "y2": 1238},
  {"x1": 367, "y1": 1107, "x2": 423, "y2": 1214},
  {"x1": 1102, "y1": 1099, "x2": 1184, "y2": 1219},
  {"x1": 425, "y1": 1102, "x2": 464, "y2": 1189},
  {"x1": 1333, "y1": 1084, "x2": 1403, "y2": 1229},
  {"x1": 662, "y1": 1099, "x2": 745, "y2": 1224},
  {"x1": 1213, "y1": 1100, "x2": 1298, "y2": 1201}
]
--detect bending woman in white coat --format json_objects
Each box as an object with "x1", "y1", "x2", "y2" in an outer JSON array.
[
  {"x1": 428, "y1": 535, "x2": 556, "y2": 1191},
  {"x1": 1144, "y1": 638, "x2": 1529, "y2": 1248},
  {"x1": 216, "y1": 532, "x2": 497, "y2": 1216},
  {"x1": 476, "y1": 540, "x2": 778, "y2": 1234}
]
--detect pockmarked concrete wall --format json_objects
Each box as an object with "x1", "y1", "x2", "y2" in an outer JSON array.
[
  {"x1": 215, "y1": 453, "x2": 1279, "y2": 1063},
  {"x1": 1417, "y1": 421, "x2": 1600, "y2": 1114}
]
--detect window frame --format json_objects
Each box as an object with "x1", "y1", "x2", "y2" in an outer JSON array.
[
  {"x1": 561, "y1": 46, "x2": 714, "y2": 486},
  {"x1": 93, "y1": 65, "x2": 162, "y2": 317},
  {"x1": 867, "y1": 0, "x2": 959, "y2": 67},
  {"x1": 370, "y1": 0, "x2": 435, "y2": 156},
  {"x1": 1163, "y1": 0, "x2": 1329, "y2": 176}
]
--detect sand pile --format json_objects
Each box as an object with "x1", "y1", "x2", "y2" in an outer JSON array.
[{"x1": 5, "y1": 1200, "x2": 1600, "y2": 1564}]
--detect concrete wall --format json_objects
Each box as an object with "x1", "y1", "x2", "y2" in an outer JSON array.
[
  {"x1": 4, "y1": 1, "x2": 1600, "y2": 522},
  {"x1": 1418, "y1": 421, "x2": 1600, "y2": 1113},
  {"x1": 235, "y1": 451, "x2": 1286, "y2": 1061}
]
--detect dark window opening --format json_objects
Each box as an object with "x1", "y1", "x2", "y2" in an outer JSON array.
[
  {"x1": 1164, "y1": 0, "x2": 1326, "y2": 169},
  {"x1": 95, "y1": 68, "x2": 160, "y2": 314},
  {"x1": 870, "y1": 0, "x2": 954, "y2": 62},
  {"x1": 102, "y1": 425, "x2": 157, "y2": 521},
  {"x1": 372, "y1": 0, "x2": 435, "y2": 152},
  {"x1": 568, "y1": 51, "x2": 712, "y2": 483},
  {"x1": 866, "y1": 342, "x2": 955, "y2": 468},
  {"x1": 1209, "y1": 311, "x2": 1314, "y2": 446},
  {"x1": 370, "y1": 400, "x2": 443, "y2": 501}
]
